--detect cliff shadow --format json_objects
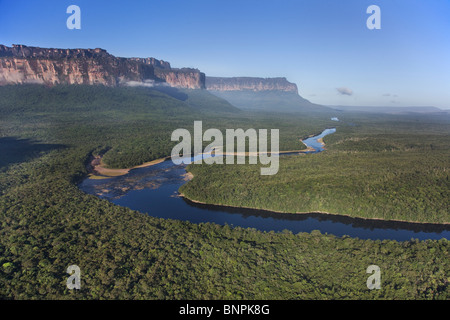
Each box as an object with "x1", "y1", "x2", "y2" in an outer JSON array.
[
  {"x1": 151, "y1": 86, "x2": 189, "y2": 101},
  {"x1": 0, "y1": 137, "x2": 66, "y2": 170}
]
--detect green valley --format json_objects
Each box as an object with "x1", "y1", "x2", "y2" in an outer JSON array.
[{"x1": 0, "y1": 85, "x2": 448, "y2": 299}]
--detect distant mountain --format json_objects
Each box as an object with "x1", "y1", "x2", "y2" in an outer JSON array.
[
  {"x1": 206, "y1": 76, "x2": 332, "y2": 113},
  {"x1": 0, "y1": 44, "x2": 335, "y2": 114},
  {"x1": 206, "y1": 76, "x2": 299, "y2": 93},
  {"x1": 0, "y1": 44, "x2": 205, "y2": 89},
  {"x1": 328, "y1": 105, "x2": 448, "y2": 114}
]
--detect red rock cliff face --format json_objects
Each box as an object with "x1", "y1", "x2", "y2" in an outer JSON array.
[
  {"x1": 0, "y1": 44, "x2": 205, "y2": 89},
  {"x1": 155, "y1": 68, "x2": 206, "y2": 89},
  {"x1": 206, "y1": 76, "x2": 298, "y2": 94}
]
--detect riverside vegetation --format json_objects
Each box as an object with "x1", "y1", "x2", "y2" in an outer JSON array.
[
  {"x1": 181, "y1": 114, "x2": 450, "y2": 224},
  {"x1": 0, "y1": 85, "x2": 448, "y2": 299}
]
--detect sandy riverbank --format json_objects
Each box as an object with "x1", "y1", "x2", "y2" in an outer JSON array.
[
  {"x1": 87, "y1": 142, "x2": 313, "y2": 179},
  {"x1": 88, "y1": 155, "x2": 170, "y2": 179}
]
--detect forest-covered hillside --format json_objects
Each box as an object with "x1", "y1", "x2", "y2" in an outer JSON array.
[{"x1": 0, "y1": 85, "x2": 448, "y2": 299}]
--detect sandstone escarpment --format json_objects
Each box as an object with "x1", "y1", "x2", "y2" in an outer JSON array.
[
  {"x1": 206, "y1": 76, "x2": 298, "y2": 94},
  {"x1": 155, "y1": 68, "x2": 206, "y2": 89},
  {"x1": 0, "y1": 44, "x2": 205, "y2": 89}
]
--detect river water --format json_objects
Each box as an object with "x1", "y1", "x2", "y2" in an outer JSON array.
[{"x1": 79, "y1": 128, "x2": 449, "y2": 241}]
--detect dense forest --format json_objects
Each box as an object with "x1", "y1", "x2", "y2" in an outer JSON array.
[
  {"x1": 0, "y1": 85, "x2": 448, "y2": 299},
  {"x1": 181, "y1": 114, "x2": 450, "y2": 223}
]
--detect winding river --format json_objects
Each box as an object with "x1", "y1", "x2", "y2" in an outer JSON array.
[{"x1": 79, "y1": 128, "x2": 449, "y2": 241}]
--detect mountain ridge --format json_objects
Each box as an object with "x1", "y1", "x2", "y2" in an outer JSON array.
[
  {"x1": 0, "y1": 44, "x2": 330, "y2": 113},
  {"x1": 0, "y1": 44, "x2": 205, "y2": 89},
  {"x1": 206, "y1": 76, "x2": 299, "y2": 94}
]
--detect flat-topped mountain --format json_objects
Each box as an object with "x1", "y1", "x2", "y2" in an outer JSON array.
[
  {"x1": 206, "y1": 76, "x2": 331, "y2": 113},
  {"x1": 206, "y1": 76, "x2": 298, "y2": 93},
  {"x1": 0, "y1": 44, "x2": 205, "y2": 89},
  {"x1": 0, "y1": 44, "x2": 332, "y2": 113}
]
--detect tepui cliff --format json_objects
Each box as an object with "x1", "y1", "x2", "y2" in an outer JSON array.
[
  {"x1": 206, "y1": 76, "x2": 298, "y2": 94},
  {"x1": 0, "y1": 44, "x2": 205, "y2": 89}
]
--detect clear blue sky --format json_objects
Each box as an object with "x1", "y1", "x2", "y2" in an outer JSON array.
[{"x1": 1, "y1": 0, "x2": 449, "y2": 109}]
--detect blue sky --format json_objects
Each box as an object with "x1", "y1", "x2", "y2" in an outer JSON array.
[{"x1": 1, "y1": 0, "x2": 449, "y2": 109}]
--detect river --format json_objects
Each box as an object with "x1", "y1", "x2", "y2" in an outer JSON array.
[{"x1": 79, "y1": 128, "x2": 449, "y2": 241}]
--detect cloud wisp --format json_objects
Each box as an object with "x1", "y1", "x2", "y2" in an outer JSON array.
[
  {"x1": 336, "y1": 87, "x2": 353, "y2": 96},
  {"x1": 383, "y1": 93, "x2": 398, "y2": 97}
]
